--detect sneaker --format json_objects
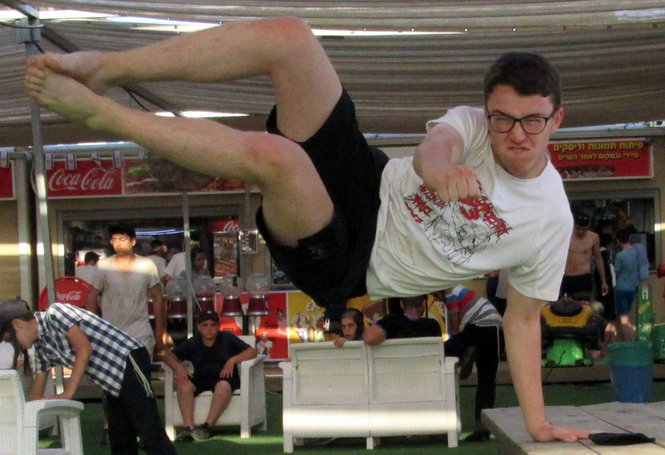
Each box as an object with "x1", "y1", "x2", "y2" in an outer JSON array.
[
  {"x1": 175, "y1": 427, "x2": 194, "y2": 442},
  {"x1": 464, "y1": 430, "x2": 491, "y2": 442},
  {"x1": 192, "y1": 423, "x2": 211, "y2": 441},
  {"x1": 459, "y1": 346, "x2": 479, "y2": 380}
]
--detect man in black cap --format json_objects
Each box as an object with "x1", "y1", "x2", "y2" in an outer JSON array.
[
  {"x1": 0, "y1": 298, "x2": 176, "y2": 454},
  {"x1": 162, "y1": 309, "x2": 257, "y2": 441}
]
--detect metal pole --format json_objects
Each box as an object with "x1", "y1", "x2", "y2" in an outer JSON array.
[
  {"x1": 19, "y1": 18, "x2": 56, "y2": 305},
  {"x1": 18, "y1": 16, "x2": 62, "y2": 392},
  {"x1": 182, "y1": 192, "x2": 193, "y2": 338}
]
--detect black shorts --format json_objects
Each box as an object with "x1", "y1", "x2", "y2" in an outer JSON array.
[
  {"x1": 257, "y1": 90, "x2": 388, "y2": 314},
  {"x1": 192, "y1": 374, "x2": 240, "y2": 395},
  {"x1": 559, "y1": 273, "x2": 593, "y2": 301}
]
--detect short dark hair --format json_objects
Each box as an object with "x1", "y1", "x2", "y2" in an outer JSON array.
[
  {"x1": 401, "y1": 295, "x2": 427, "y2": 310},
  {"x1": 108, "y1": 223, "x2": 136, "y2": 239},
  {"x1": 616, "y1": 229, "x2": 631, "y2": 244},
  {"x1": 574, "y1": 212, "x2": 591, "y2": 227},
  {"x1": 83, "y1": 251, "x2": 100, "y2": 264},
  {"x1": 484, "y1": 52, "x2": 561, "y2": 111}
]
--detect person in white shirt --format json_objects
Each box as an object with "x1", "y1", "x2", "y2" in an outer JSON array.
[
  {"x1": 85, "y1": 224, "x2": 167, "y2": 358},
  {"x1": 25, "y1": 17, "x2": 591, "y2": 443},
  {"x1": 75, "y1": 250, "x2": 100, "y2": 284},
  {"x1": 147, "y1": 239, "x2": 167, "y2": 280}
]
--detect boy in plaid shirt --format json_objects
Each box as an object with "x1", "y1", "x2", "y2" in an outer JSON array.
[{"x1": 0, "y1": 299, "x2": 175, "y2": 455}]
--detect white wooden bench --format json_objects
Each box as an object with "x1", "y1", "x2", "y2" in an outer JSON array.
[
  {"x1": 482, "y1": 401, "x2": 665, "y2": 454},
  {"x1": 280, "y1": 337, "x2": 460, "y2": 452}
]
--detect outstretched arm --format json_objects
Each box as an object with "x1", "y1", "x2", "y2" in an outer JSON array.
[
  {"x1": 412, "y1": 122, "x2": 479, "y2": 203},
  {"x1": 504, "y1": 286, "x2": 593, "y2": 442},
  {"x1": 45, "y1": 323, "x2": 93, "y2": 400}
]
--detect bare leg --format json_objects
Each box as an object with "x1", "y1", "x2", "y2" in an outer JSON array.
[
  {"x1": 176, "y1": 380, "x2": 196, "y2": 428},
  {"x1": 205, "y1": 381, "x2": 233, "y2": 426},
  {"x1": 32, "y1": 16, "x2": 341, "y2": 142},
  {"x1": 618, "y1": 315, "x2": 634, "y2": 341},
  {"x1": 25, "y1": 17, "x2": 337, "y2": 247}
]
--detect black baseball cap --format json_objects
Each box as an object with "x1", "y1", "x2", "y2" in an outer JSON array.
[
  {"x1": 0, "y1": 299, "x2": 32, "y2": 338},
  {"x1": 198, "y1": 309, "x2": 220, "y2": 325}
]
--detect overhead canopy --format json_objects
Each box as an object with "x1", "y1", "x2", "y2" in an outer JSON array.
[{"x1": 1, "y1": 1, "x2": 665, "y2": 146}]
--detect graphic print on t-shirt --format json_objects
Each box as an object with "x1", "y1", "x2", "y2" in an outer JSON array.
[{"x1": 404, "y1": 183, "x2": 511, "y2": 264}]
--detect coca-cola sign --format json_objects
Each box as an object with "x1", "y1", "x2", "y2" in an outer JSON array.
[
  {"x1": 46, "y1": 159, "x2": 122, "y2": 197},
  {"x1": 57, "y1": 290, "x2": 83, "y2": 302},
  {"x1": 38, "y1": 276, "x2": 92, "y2": 310}
]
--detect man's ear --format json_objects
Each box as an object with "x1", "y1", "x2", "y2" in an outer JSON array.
[{"x1": 549, "y1": 107, "x2": 564, "y2": 132}]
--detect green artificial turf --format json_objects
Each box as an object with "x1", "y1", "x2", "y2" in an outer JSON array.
[{"x1": 40, "y1": 380, "x2": 665, "y2": 454}]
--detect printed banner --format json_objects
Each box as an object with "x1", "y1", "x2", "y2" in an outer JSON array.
[
  {"x1": 123, "y1": 157, "x2": 245, "y2": 194},
  {"x1": 45, "y1": 155, "x2": 248, "y2": 198},
  {"x1": 549, "y1": 138, "x2": 652, "y2": 181}
]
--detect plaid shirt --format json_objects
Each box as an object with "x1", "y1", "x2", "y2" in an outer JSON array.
[{"x1": 34, "y1": 303, "x2": 142, "y2": 397}]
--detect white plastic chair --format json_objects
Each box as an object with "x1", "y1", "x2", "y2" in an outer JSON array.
[
  {"x1": 0, "y1": 369, "x2": 84, "y2": 455},
  {"x1": 0, "y1": 342, "x2": 57, "y2": 434},
  {"x1": 164, "y1": 335, "x2": 267, "y2": 440}
]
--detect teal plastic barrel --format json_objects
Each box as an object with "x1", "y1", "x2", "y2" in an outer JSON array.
[{"x1": 607, "y1": 341, "x2": 653, "y2": 403}]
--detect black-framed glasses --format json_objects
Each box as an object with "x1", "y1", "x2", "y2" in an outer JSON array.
[{"x1": 487, "y1": 112, "x2": 554, "y2": 135}]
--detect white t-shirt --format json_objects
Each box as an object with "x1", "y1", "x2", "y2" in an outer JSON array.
[
  {"x1": 164, "y1": 252, "x2": 186, "y2": 279},
  {"x1": 75, "y1": 264, "x2": 98, "y2": 285},
  {"x1": 366, "y1": 106, "x2": 573, "y2": 302},
  {"x1": 90, "y1": 254, "x2": 160, "y2": 340}
]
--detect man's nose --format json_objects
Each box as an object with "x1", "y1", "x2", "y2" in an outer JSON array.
[{"x1": 508, "y1": 121, "x2": 528, "y2": 141}]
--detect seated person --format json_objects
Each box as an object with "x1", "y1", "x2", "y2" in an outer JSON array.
[
  {"x1": 363, "y1": 295, "x2": 441, "y2": 345},
  {"x1": 334, "y1": 308, "x2": 365, "y2": 347},
  {"x1": 162, "y1": 309, "x2": 257, "y2": 442},
  {"x1": 435, "y1": 285, "x2": 503, "y2": 443},
  {"x1": 178, "y1": 247, "x2": 211, "y2": 280}
]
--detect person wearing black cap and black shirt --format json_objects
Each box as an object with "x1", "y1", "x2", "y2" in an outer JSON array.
[
  {"x1": 162, "y1": 309, "x2": 257, "y2": 442},
  {"x1": 0, "y1": 298, "x2": 176, "y2": 455}
]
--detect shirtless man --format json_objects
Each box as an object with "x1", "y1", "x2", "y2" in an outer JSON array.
[{"x1": 560, "y1": 213, "x2": 608, "y2": 301}]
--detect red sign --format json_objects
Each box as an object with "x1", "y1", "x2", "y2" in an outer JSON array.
[
  {"x1": 38, "y1": 276, "x2": 93, "y2": 310},
  {"x1": 549, "y1": 139, "x2": 652, "y2": 181},
  {"x1": 0, "y1": 163, "x2": 13, "y2": 199},
  {"x1": 46, "y1": 159, "x2": 122, "y2": 197}
]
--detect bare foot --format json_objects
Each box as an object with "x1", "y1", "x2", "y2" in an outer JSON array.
[
  {"x1": 27, "y1": 51, "x2": 113, "y2": 94},
  {"x1": 25, "y1": 65, "x2": 107, "y2": 130}
]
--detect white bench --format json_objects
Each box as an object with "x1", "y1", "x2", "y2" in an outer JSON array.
[{"x1": 279, "y1": 337, "x2": 460, "y2": 452}]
